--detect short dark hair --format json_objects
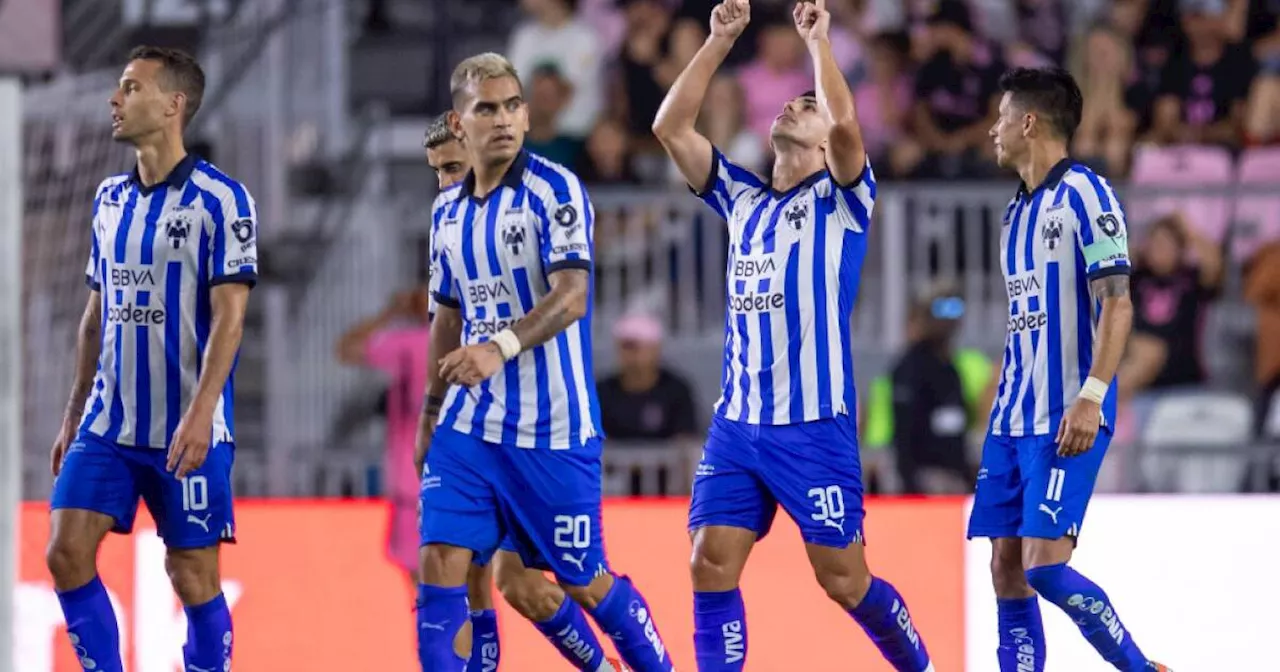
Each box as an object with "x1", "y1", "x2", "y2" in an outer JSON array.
[
  {"x1": 128, "y1": 45, "x2": 206, "y2": 126},
  {"x1": 998, "y1": 67, "x2": 1082, "y2": 141},
  {"x1": 423, "y1": 113, "x2": 455, "y2": 149}
]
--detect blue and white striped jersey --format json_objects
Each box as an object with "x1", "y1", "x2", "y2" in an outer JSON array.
[
  {"x1": 80, "y1": 154, "x2": 258, "y2": 449},
  {"x1": 989, "y1": 159, "x2": 1129, "y2": 436},
  {"x1": 429, "y1": 150, "x2": 602, "y2": 449},
  {"x1": 695, "y1": 148, "x2": 876, "y2": 425}
]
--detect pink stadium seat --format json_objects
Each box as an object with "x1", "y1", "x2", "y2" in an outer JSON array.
[
  {"x1": 1232, "y1": 147, "x2": 1280, "y2": 263},
  {"x1": 1127, "y1": 145, "x2": 1234, "y2": 245}
]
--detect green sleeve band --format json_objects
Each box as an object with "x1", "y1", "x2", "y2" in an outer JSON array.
[{"x1": 1083, "y1": 236, "x2": 1128, "y2": 266}]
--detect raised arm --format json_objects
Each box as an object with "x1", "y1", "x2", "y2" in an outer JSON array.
[
  {"x1": 652, "y1": 0, "x2": 750, "y2": 190},
  {"x1": 796, "y1": 0, "x2": 866, "y2": 184}
]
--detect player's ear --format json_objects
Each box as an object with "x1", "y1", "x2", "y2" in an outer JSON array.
[
  {"x1": 1022, "y1": 111, "x2": 1035, "y2": 138},
  {"x1": 447, "y1": 110, "x2": 464, "y2": 140},
  {"x1": 168, "y1": 91, "x2": 186, "y2": 122}
]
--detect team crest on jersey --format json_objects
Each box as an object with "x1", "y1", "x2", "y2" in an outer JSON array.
[
  {"x1": 784, "y1": 201, "x2": 809, "y2": 231},
  {"x1": 1043, "y1": 215, "x2": 1063, "y2": 251},
  {"x1": 164, "y1": 213, "x2": 194, "y2": 249},
  {"x1": 503, "y1": 221, "x2": 527, "y2": 255}
]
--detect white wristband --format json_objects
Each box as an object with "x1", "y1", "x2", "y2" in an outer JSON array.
[
  {"x1": 1078, "y1": 376, "x2": 1108, "y2": 404},
  {"x1": 491, "y1": 329, "x2": 522, "y2": 361}
]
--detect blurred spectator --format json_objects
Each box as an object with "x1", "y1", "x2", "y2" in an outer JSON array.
[
  {"x1": 1148, "y1": 0, "x2": 1255, "y2": 147},
  {"x1": 737, "y1": 14, "x2": 812, "y2": 142},
  {"x1": 854, "y1": 32, "x2": 919, "y2": 176},
  {"x1": 335, "y1": 288, "x2": 432, "y2": 579},
  {"x1": 508, "y1": 0, "x2": 603, "y2": 140},
  {"x1": 1109, "y1": 0, "x2": 1178, "y2": 136},
  {"x1": 909, "y1": 0, "x2": 1004, "y2": 178},
  {"x1": 885, "y1": 289, "x2": 988, "y2": 494},
  {"x1": 524, "y1": 64, "x2": 585, "y2": 167},
  {"x1": 616, "y1": 0, "x2": 679, "y2": 140},
  {"x1": 1243, "y1": 0, "x2": 1280, "y2": 143},
  {"x1": 1118, "y1": 213, "x2": 1223, "y2": 415},
  {"x1": 579, "y1": 118, "x2": 640, "y2": 183},
  {"x1": 1245, "y1": 241, "x2": 1280, "y2": 434},
  {"x1": 1007, "y1": 0, "x2": 1069, "y2": 67},
  {"x1": 1072, "y1": 24, "x2": 1139, "y2": 176},
  {"x1": 667, "y1": 74, "x2": 767, "y2": 183},
  {"x1": 596, "y1": 311, "x2": 699, "y2": 495}
]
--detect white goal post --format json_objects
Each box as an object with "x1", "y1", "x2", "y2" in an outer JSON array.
[{"x1": 0, "y1": 75, "x2": 23, "y2": 672}]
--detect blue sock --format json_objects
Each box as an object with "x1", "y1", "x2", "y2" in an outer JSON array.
[
  {"x1": 1025, "y1": 563, "x2": 1149, "y2": 671},
  {"x1": 56, "y1": 576, "x2": 123, "y2": 672},
  {"x1": 693, "y1": 589, "x2": 747, "y2": 671},
  {"x1": 587, "y1": 575, "x2": 674, "y2": 672},
  {"x1": 417, "y1": 584, "x2": 469, "y2": 672},
  {"x1": 997, "y1": 596, "x2": 1046, "y2": 672},
  {"x1": 467, "y1": 609, "x2": 500, "y2": 672},
  {"x1": 533, "y1": 595, "x2": 609, "y2": 670},
  {"x1": 183, "y1": 593, "x2": 233, "y2": 671},
  {"x1": 849, "y1": 576, "x2": 932, "y2": 672}
]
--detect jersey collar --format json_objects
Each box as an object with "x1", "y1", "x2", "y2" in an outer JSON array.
[
  {"x1": 128, "y1": 153, "x2": 197, "y2": 195},
  {"x1": 462, "y1": 149, "x2": 529, "y2": 200},
  {"x1": 1016, "y1": 157, "x2": 1073, "y2": 200},
  {"x1": 767, "y1": 168, "x2": 827, "y2": 199}
]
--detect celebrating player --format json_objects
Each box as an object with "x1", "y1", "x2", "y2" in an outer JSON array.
[
  {"x1": 970, "y1": 66, "x2": 1170, "y2": 672},
  {"x1": 415, "y1": 52, "x2": 673, "y2": 672},
  {"x1": 653, "y1": 2, "x2": 934, "y2": 671},
  {"x1": 46, "y1": 46, "x2": 255, "y2": 672}
]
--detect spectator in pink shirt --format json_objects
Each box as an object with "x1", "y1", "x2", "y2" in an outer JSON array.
[
  {"x1": 337, "y1": 287, "x2": 433, "y2": 578},
  {"x1": 737, "y1": 14, "x2": 812, "y2": 141}
]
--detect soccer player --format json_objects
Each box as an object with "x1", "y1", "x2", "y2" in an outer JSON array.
[
  {"x1": 415, "y1": 52, "x2": 672, "y2": 672},
  {"x1": 46, "y1": 46, "x2": 254, "y2": 672},
  {"x1": 653, "y1": 1, "x2": 934, "y2": 671},
  {"x1": 338, "y1": 113, "x2": 507, "y2": 671},
  {"x1": 970, "y1": 67, "x2": 1170, "y2": 672}
]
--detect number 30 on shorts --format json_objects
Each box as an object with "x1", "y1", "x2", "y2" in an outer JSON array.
[
  {"x1": 807, "y1": 485, "x2": 846, "y2": 523},
  {"x1": 554, "y1": 514, "x2": 591, "y2": 549}
]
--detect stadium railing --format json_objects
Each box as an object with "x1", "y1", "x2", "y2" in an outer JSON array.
[{"x1": 20, "y1": 155, "x2": 1275, "y2": 498}]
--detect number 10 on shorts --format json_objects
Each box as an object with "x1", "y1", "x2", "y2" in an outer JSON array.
[
  {"x1": 554, "y1": 514, "x2": 591, "y2": 549},
  {"x1": 181, "y1": 475, "x2": 209, "y2": 512},
  {"x1": 808, "y1": 485, "x2": 845, "y2": 522}
]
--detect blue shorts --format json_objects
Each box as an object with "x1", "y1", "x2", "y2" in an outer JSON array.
[
  {"x1": 50, "y1": 431, "x2": 236, "y2": 549},
  {"x1": 967, "y1": 430, "x2": 1111, "y2": 540},
  {"x1": 419, "y1": 427, "x2": 610, "y2": 586},
  {"x1": 688, "y1": 415, "x2": 865, "y2": 548}
]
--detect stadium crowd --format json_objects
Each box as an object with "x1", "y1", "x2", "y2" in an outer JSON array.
[
  {"x1": 390, "y1": 0, "x2": 1280, "y2": 184},
  {"x1": 341, "y1": 0, "x2": 1280, "y2": 496}
]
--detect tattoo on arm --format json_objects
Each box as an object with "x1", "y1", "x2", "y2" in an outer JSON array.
[
  {"x1": 511, "y1": 269, "x2": 590, "y2": 351},
  {"x1": 1090, "y1": 274, "x2": 1130, "y2": 300}
]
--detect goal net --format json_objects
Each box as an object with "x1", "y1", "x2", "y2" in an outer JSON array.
[{"x1": 19, "y1": 71, "x2": 132, "y2": 500}]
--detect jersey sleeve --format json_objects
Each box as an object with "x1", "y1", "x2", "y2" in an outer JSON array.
[
  {"x1": 209, "y1": 188, "x2": 259, "y2": 287},
  {"x1": 85, "y1": 180, "x2": 115, "y2": 291},
  {"x1": 429, "y1": 207, "x2": 462, "y2": 310},
  {"x1": 823, "y1": 157, "x2": 877, "y2": 233},
  {"x1": 1067, "y1": 172, "x2": 1131, "y2": 280},
  {"x1": 533, "y1": 163, "x2": 594, "y2": 274},
  {"x1": 691, "y1": 147, "x2": 766, "y2": 222},
  {"x1": 85, "y1": 221, "x2": 102, "y2": 291}
]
